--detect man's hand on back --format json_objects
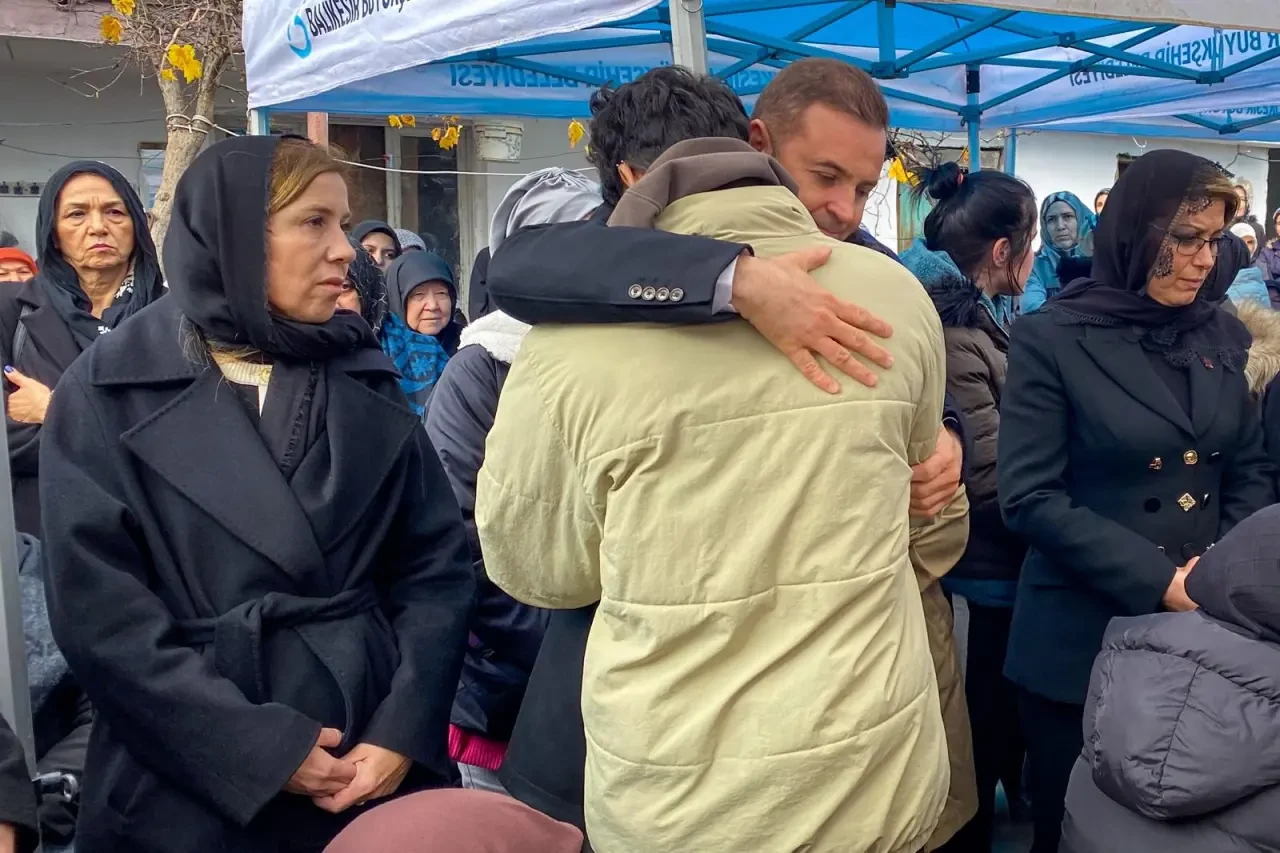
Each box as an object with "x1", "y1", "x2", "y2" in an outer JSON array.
[{"x1": 730, "y1": 250, "x2": 895, "y2": 393}]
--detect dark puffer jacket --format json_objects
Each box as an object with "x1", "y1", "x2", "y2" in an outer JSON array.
[
  {"x1": 425, "y1": 311, "x2": 550, "y2": 744},
  {"x1": 903, "y1": 241, "x2": 1025, "y2": 584},
  {"x1": 1061, "y1": 503, "x2": 1280, "y2": 853}
]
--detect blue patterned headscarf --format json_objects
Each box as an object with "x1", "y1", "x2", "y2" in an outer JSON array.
[
  {"x1": 380, "y1": 312, "x2": 450, "y2": 417},
  {"x1": 1024, "y1": 191, "x2": 1096, "y2": 311},
  {"x1": 381, "y1": 251, "x2": 460, "y2": 416}
]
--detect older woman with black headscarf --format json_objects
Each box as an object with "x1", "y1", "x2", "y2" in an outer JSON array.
[
  {"x1": 998, "y1": 149, "x2": 1275, "y2": 852},
  {"x1": 0, "y1": 161, "x2": 165, "y2": 534},
  {"x1": 381, "y1": 252, "x2": 462, "y2": 417},
  {"x1": 39, "y1": 135, "x2": 474, "y2": 853}
]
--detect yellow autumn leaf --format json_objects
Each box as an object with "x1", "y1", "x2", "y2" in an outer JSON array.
[
  {"x1": 166, "y1": 44, "x2": 186, "y2": 69},
  {"x1": 388, "y1": 115, "x2": 404, "y2": 128},
  {"x1": 100, "y1": 15, "x2": 123, "y2": 44},
  {"x1": 439, "y1": 125, "x2": 460, "y2": 150},
  {"x1": 111, "y1": 0, "x2": 135, "y2": 16},
  {"x1": 431, "y1": 127, "x2": 442, "y2": 141},
  {"x1": 160, "y1": 68, "x2": 177, "y2": 82},
  {"x1": 567, "y1": 119, "x2": 585, "y2": 149},
  {"x1": 401, "y1": 115, "x2": 416, "y2": 128},
  {"x1": 888, "y1": 156, "x2": 916, "y2": 185},
  {"x1": 182, "y1": 56, "x2": 203, "y2": 83}
]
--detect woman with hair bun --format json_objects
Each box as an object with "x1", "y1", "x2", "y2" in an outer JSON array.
[{"x1": 902, "y1": 159, "x2": 1038, "y2": 851}]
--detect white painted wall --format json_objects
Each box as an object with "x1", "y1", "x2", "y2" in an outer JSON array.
[
  {"x1": 1015, "y1": 131, "x2": 1270, "y2": 223},
  {"x1": 861, "y1": 130, "x2": 1271, "y2": 252},
  {"x1": 0, "y1": 50, "x2": 168, "y2": 252}
]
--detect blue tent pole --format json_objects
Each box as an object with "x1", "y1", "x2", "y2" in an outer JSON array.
[
  {"x1": 1005, "y1": 129, "x2": 1017, "y2": 175},
  {"x1": 966, "y1": 65, "x2": 981, "y2": 173},
  {"x1": 247, "y1": 108, "x2": 271, "y2": 136}
]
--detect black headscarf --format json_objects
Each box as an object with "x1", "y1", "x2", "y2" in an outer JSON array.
[
  {"x1": 1045, "y1": 149, "x2": 1250, "y2": 371},
  {"x1": 351, "y1": 220, "x2": 402, "y2": 254},
  {"x1": 385, "y1": 250, "x2": 462, "y2": 354},
  {"x1": 34, "y1": 160, "x2": 165, "y2": 350},
  {"x1": 165, "y1": 134, "x2": 377, "y2": 362},
  {"x1": 344, "y1": 235, "x2": 388, "y2": 334},
  {"x1": 1208, "y1": 231, "x2": 1251, "y2": 305},
  {"x1": 165, "y1": 135, "x2": 381, "y2": 474},
  {"x1": 1186, "y1": 503, "x2": 1280, "y2": 644}
]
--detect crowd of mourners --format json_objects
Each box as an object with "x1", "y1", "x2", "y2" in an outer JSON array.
[{"x1": 1, "y1": 56, "x2": 1280, "y2": 853}]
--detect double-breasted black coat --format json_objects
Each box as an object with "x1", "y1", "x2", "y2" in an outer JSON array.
[
  {"x1": 40, "y1": 297, "x2": 475, "y2": 853},
  {"x1": 0, "y1": 278, "x2": 91, "y2": 535},
  {"x1": 998, "y1": 309, "x2": 1275, "y2": 705}
]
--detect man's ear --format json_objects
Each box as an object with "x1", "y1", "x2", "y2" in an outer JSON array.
[
  {"x1": 617, "y1": 162, "x2": 641, "y2": 189},
  {"x1": 748, "y1": 118, "x2": 772, "y2": 156}
]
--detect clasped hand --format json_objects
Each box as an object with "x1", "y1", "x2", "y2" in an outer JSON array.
[{"x1": 286, "y1": 728, "x2": 411, "y2": 814}]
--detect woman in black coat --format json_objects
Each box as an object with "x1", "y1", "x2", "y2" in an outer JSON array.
[
  {"x1": 998, "y1": 149, "x2": 1275, "y2": 852},
  {"x1": 0, "y1": 161, "x2": 165, "y2": 534},
  {"x1": 40, "y1": 135, "x2": 474, "y2": 853}
]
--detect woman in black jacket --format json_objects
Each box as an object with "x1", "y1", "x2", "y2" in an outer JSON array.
[
  {"x1": 0, "y1": 161, "x2": 165, "y2": 534},
  {"x1": 900, "y1": 162, "x2": 1037, "y2": 851},
  {"x1": 998, "y1": 149, "x2": 1275, "y2": 852},
  {"x1": 40, "y1": 135, "x2": 473, "y2": 853},
  {"x1": 1060, "y1": 503, "x2": 1280, "y2": 852},
  {"x1": 426, "y1": 168, "x2": 601, "y2": 798}
]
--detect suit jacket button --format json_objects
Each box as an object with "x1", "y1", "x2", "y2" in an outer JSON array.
[
  {"x1": 656, "y1": 287, "x2": 670, "y2": 302},
  {"x1": 1143, "y1": 497, "x2": 1161, "y2": 513},
  {"x1": 1183, "y1": 450, "x2": 1199, "y2": 465},
  {"x1": 670, "y1": 287, "x2": 685, "y2": 302},
  {"x1": 628, "y1": 284, "x2": 643, "y2": 299},
  {"x1": 1157, "y1": 546, "x2": 1166, "y2": 554},
  {"x1": 642, "y1": 286, "x2": 657, "y2": 301},
  {"x1": 1148, "y1": 457, "x2": 1163, "y2": 471}
]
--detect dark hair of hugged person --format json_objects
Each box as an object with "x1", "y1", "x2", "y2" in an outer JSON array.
[{"x1": 586, "y1": 66, "x2": 750, "y2": 206}]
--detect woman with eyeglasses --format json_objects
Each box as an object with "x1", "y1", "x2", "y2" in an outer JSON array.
[{"x1": 996, "y1": 149, "x2": 1275, "y2": 853}]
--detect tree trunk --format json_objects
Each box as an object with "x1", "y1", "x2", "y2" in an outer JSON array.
[{"x1": 148, "y1": 47, "x2": 228, "y2": 264}]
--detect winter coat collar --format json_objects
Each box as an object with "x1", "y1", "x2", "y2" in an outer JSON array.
[
  {"x1": 1238, "y1": 300, "x2": 1280, "y2": 395},
  {"x1": 901, "y1": 238, "x2": 1011, "y2": 336},
  {"x1": 87, "y1": 298, "x2": 397, "y2": 388},
  {"x1": 458, "y1": 310, "x2": 531, "y2": 365}
]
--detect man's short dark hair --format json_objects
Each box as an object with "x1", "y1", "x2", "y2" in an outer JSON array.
[
  {"x1": 587, "y1": 66, "x2": 750, "y2": 206},
  {"x1": 752, "y1": 59, "x2": 890, "y2": 141}
]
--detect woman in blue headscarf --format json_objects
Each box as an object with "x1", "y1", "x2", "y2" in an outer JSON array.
[
  {"x1": 381, "y1": 252, "x2": 463, "y2": 417},
  {"x1": 1021, "y1": 191, "x2": 1096, "y2": 313}
]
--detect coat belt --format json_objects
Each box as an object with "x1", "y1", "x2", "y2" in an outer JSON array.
[{"x1": 175, "y1": 585, "x2": 381, "y2": 704}]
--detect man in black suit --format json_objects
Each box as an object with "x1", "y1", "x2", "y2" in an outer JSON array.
[{"x1": 487, "y1": 58, "x2": 963, "y2": 514}]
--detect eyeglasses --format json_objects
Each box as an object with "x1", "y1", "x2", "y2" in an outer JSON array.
[{"x1": 1151, "y1": 224, "x2": 1225, "y2": 257}]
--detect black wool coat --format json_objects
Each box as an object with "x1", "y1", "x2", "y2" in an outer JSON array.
[
  {"x1": 0, "y1": 278, "x2": 94, "y2": 535},
  {"x1": 998, "y1": 310, "x2": 1275, "y2": 705},
  {"x1": 40, "y1": 297, "x2": 474, "y2": 853}
]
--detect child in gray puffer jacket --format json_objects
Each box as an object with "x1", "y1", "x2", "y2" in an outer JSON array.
[{"x1": 1060, "y1": 503, "x2": 1280, "y2": 852}]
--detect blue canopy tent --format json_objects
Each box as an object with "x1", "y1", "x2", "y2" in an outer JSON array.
[{"x1": 244, "y1": 0, "x2": 1280, "y2": 162}]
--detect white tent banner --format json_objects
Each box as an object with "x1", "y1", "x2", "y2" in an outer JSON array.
[
  {"x1": 243, "y1": 0, "x2": 662, "y2": 109},
  {"x1": 925, "y1": 0, "x2": 1280, "y2": 33}
]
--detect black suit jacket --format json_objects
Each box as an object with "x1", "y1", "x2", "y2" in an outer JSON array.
[{"x1": 998, "y1": 311, "x2": 1275, "y2": 705}]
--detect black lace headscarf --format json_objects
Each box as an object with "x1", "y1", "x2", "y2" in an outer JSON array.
[{"x1": 1045, "y1": 149, "x2": 1250, "y2": 371}]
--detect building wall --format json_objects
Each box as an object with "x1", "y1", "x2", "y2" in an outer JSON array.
[{"x1": 0, "y1": 52, "x2": 168, "y2": 251}]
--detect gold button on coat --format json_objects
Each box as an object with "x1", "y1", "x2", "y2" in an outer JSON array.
[
  {"x1": 1177, "y1": 493, "x2": 1197, "y2": 512},
  {"x1": 1149, "y1": 458, "x2": 1163, "y2": 471},
  {"x1": 1183, "y1": 450, "x2": 1199, "y2": 465}
]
